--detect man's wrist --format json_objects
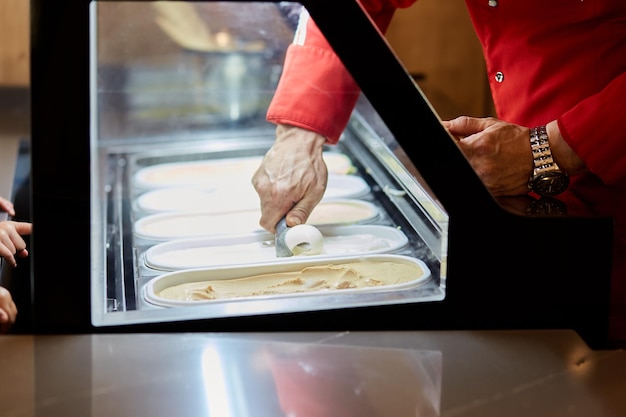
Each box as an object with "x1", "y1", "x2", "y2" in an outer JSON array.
[
  {"x1": 545, "y1": 120, "x2": 585, "y2": 176},
  {"x1": 277, "y1": 124, "x2": 327, "y2": 149}
]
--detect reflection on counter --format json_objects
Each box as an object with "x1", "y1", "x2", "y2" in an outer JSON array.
[
  {"x1": 263, "y1": 340, "x2": 442, "y2": 417},
  {"x1": 89, "y1": 335, "x2": 442, "y2": 417}
]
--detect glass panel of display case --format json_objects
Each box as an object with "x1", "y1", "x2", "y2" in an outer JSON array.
[{"x1": 90, "y1": 1, "x2": 448, "y2": 327}]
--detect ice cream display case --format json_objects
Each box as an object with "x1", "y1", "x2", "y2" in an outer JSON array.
[{"x1": 30, "y1": 0, "x2": 613, "y2": 346}]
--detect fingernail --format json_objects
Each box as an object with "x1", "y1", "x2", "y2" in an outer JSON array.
[{"x1": 289, "y1": 217, "x2": 302, "y2": 226}]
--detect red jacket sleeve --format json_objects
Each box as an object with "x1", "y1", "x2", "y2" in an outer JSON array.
[
  {"x1": 558, "y1": 73, "x2": 626, "y2": 185},
  {"x1": 267, "y1": 0, "x2": 416, "y2": 144}
]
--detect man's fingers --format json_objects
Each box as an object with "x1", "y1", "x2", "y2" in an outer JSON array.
[
  {"x1": 285, "y1": 205, "x2": 311, "y2": 228},
  {"x1": 445, "y1": 116, "x2": 496, "y2": 137}
]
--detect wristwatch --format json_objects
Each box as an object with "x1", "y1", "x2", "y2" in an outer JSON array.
[{"x1": 528, "y1": 125, "x2": 569, "y2": 197}]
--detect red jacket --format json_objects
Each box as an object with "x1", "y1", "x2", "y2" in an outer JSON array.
[{"x1": 267, "y1": 0, "x2": 626, "y2": 344}]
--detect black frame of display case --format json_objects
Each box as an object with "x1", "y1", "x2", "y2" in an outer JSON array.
[{"x1": 30, "y1": 0, "x2": 613, "y2": 347}]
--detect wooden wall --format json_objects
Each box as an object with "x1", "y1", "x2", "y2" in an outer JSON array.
[
  {"x1": 0, "y1": 0, "x2": 29, "y2": 87},
  {"x1": 386, "y1": 0, "x2": 494, "y2": 119}
]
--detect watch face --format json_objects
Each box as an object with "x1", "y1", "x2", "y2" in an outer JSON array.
[{"x1": 531, "y1": 172, "x2": 569, "y2": 197}]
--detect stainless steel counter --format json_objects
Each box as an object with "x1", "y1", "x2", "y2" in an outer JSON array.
[{"x1": 1, "y1": 330, "x2": 624, "y2": 417}]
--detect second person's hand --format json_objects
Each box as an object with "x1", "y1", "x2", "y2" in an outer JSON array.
[
  {"x1": 0, "y1": 286, "x2": 17, "y2": 334},
  {"x1": 0, "y1": 221, "x2": 32, "y2": 267},
  {"x1": 0, "y1": 195, "x2": 15, "y2": 217},
  {"x1": 252, "y1": 124, "x2": 328, "y2": 233}
]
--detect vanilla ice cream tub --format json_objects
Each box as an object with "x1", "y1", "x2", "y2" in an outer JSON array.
[{"x1": 144, "y1": 254, "x2": 431, "y2": 307}]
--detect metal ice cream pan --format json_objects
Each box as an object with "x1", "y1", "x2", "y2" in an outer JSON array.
[
  {"x1": 143, "y1": 225, "x2": 410, "y2": 271},
  {"x1": 143, "y1": 254, "x2": 431, "y2": 308}
]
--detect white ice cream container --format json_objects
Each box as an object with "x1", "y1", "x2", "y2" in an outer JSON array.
[
  {"x1": 133, "y1": 199, "x2": 381, "y2": 242},
  {"x1": 143, "y1": 225, "x2": 410, "y2": 271},
  {"x1": 144, "y1": 254, "x2": 431, "y2": 307},
  {"x1": 133, "y1": 174, "x2": 370, "y2": 215},
  {"x1": 133, "y1": 152, "x2": 355, "y2": 190}
]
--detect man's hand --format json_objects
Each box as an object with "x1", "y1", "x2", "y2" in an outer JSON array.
[
  {"x1": 252, "y1": 124, "x2": 328, "y2": 233},
  {"x1": 443, "y1": 116, "x2": 534, "y2": 196}
]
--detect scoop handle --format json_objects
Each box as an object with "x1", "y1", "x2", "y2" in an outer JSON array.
[{"x1": 274, "y1": 216, "x2": 293, "y2": 257}]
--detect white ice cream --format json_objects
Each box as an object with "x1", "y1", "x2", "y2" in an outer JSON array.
[
  {"x1": 134, "y1": 152, "x2": 355, "y2": 190},
  {"x1": 146, "y1": 232, "x2": 396, "y2": 270},
  {"x1": 134, "y1": 200, "x2": 379, "y2": 241},
  {"x1": 284, "y1": 224, "x2": 325, "y2": 256},
  {"x1": 134, "y1": 175, "x2": 369, "y2": 214}
]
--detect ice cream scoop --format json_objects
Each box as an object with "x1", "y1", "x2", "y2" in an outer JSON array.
[
  {"x1": 284, "y1": 224, "x2": 325, "y2": 256},
  {"x1": 275, "y1": 217, "x2": 324, "y2": 257},
  {"x1": 275, "y1": 216, "x2": 293, "y2": 257}
]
